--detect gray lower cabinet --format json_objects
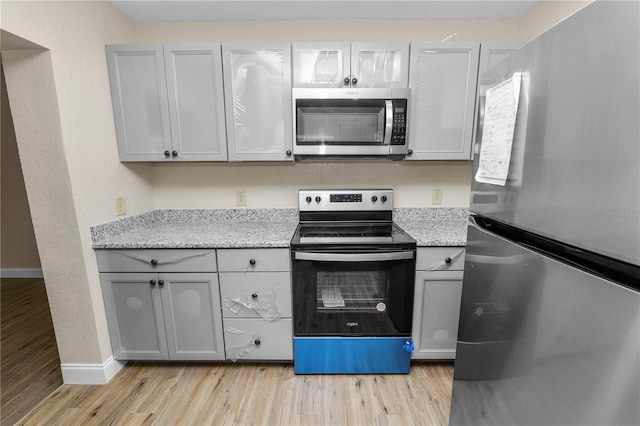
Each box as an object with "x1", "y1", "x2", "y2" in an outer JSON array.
[
  {"x1": 411, "y1": 247, "x2": 466, "y2": 360},
  {"x1": 217, "y1": 248, "x2": 293, "y2": 361},
  {"x1": 97, "y1": 249, "x2": 225, "y2": 361}
]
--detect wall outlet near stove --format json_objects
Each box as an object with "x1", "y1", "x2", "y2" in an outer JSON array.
[
  {"x1": 432, "y1": 189, "x2": 443, "y2": 205},
  {"x1": 116, "y1": 197, "x2": 127, "y2": 216},
  {"x1": 236, "y1": 190, "x2": 247, "y2": 206}
]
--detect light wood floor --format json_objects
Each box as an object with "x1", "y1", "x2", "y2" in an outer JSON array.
[
  {"x1": 18, "y1": 361, "x2": 453, "y2": 425},
  {"x1": 1, "y1": 278, "x2": 63, "y2": 425}
]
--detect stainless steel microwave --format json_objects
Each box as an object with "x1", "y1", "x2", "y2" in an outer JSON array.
[{"x1": 292, "y1": 88, "x2": 410, "y2": 159}]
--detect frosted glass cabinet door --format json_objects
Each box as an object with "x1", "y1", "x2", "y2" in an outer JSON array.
[
  {"x1": 411, "y1": 271, "x2": 464, "y2": 359},
  {"x1": 222, "y1": 44, "x2": 293, "y2": 161},
  {"x1": 292, "y1": 43, "x2": 351, "y2": 87},
  {"x1": 160, "y1": 273, "x2": 225, "y2": 360},
  {"x1": 100, "y1": 273, "x2": 169, "y2": 360},
  {"x1": 407, "y1": 43, "x2": 480, "y2": 160},
  {"x1": 106, "y1": 45, "x2": 172, "y2": 162},
  {"x1": 351, "y1": 43, "x2": 409, "y2": 88},
  {"x1": 164, "y1": 45, "x2": 228, "y2": 161}
]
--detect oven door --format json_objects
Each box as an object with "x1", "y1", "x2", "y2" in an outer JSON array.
[{"x1": 291, "y1": 248, "x2": 415, "y2": 336}]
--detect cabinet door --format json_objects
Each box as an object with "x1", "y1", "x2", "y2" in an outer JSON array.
[
  {"x1": 411, "y1": 270, "x2": 463, "y2": 359},
  {"x1": 224, "y1": 318, "x2": 293, "y2": 361},
  {"x1": 106, "y1": 45, "x2": 172, "y2": 162},
  {"x1": 100, "y1": 273, "x2": 168, "y2": 360},
  {"x1": 219, "y1": 272, "x2": 292, "y2": 318},
  {"x1": 222, "y1": 44, "x2": 293, "y2": 161},
  {"x1": 407, "y1": 43, "x2": 480, "y2": 160},
  {"x1": 164, "y1": 45, "x2": 228, "y2": 161},
  {"x1": 351, "y1": 43, "x2": 409, "y2": 88},
  {"x1": 292, "y1": 43, "x2": 351, "y2": 87},
  {"x1": 160, "y1": 273, "x2": 225, "y2": 360}
]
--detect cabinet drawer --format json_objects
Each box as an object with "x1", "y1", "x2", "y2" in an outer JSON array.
[
  {"x1": 224, "y1": 318, "x2": 293, "y2": 361},
  {"x1": 219, "y1": 272, "x2": 292, "y2": 318},
  {"x1": 416, "y1": 247, "x2": 466, "y2": 271},
  {"x1": 217, "y1": 248, "x2": 290, "y2": 272},
  {"x1": 96, "y1": 249, "x2": 217, "y2": 273}
]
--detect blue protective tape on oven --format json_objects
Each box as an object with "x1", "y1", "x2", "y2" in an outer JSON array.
[{"x1": 402, "y1": 338, "x2": 415, "y2": 352}]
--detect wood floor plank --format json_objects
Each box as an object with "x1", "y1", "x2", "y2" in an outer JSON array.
[
  {"x1": 16, "y1": 361, "x2": 453, "y2": 425},
  {"x1": 1, "y1": 278, "x2": 63, "y2": 425}
]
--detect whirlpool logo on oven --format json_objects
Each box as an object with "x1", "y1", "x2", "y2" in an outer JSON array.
[{"x1": 346, "y1": 322, "x2": 359, "y2": 328}]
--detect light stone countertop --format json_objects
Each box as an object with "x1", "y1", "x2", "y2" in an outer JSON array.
[{"x1": 90, "y1": 208, "x2": 469, "y2": 249}]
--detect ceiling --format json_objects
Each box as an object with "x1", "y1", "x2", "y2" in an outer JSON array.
[{"x1": 110, "y1": 0, "x2": 540, "y2": 22}]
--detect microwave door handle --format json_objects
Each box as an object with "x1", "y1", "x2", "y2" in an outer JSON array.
[
  {"x1": 384, "y1": 100, "x2": 393, "y2": 145},
  {"x1": 295, "y1": 251, "x2": 414, "y2": 262}
]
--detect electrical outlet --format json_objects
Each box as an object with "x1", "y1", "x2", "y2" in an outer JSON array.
[
  {"x1": 432, "y1": 189, "x2": 443, "y2": 205},
  {"x1": 116, "y1": 197, "x2": 127, "y2": 216},
  {"x1": 236, "y1": 190, "x2": 247, "y2": 206}
]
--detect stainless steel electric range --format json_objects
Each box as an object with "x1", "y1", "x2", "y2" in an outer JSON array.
[{"x1": 290, "y1": 189, "x2": 416, "y2": 374}]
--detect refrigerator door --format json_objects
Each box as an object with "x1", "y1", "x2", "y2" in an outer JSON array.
[
  {"x1": 471, "y1": 1, "x2": 640, "y2": 266},
  {"x1": 450, "y1": 219, "x2": 640, "y2": 426}
]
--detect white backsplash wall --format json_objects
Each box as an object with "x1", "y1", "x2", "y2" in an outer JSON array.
[{"x1": 151, "y1": 161, "x2": 472, "y2": 209}]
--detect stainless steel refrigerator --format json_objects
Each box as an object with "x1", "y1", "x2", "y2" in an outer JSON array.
[{"x1": 449, "y1": 2, "x2": 639, "y2": 425}]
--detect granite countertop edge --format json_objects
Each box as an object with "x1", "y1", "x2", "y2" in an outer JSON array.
[{"x1": 91, "y1": 207, "x2": 469, "y2": 249}]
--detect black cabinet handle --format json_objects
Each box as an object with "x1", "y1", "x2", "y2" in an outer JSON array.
[
  {"x1": 444, "y1": 257, "x2": 452, "y2": 264},
  {"x1": 251, "y1": 293, "x2": 258, "y2": 299},
  {"x1": 286, "y1": 149, "x2": 292, "y2": 156},
  {"x1": 172, "y1": 150, "x2": 178, "y2": 157},
  {"x1": 164, "y1": 150, "x2": 171, "y2": 157},
  {"x1": 150, "y1": 280, "x2": 157, "y2": 286},
  {"x1": 351, "y1": 77, "x2": 358, "y2": 85},
  {"x1": 344, "y1": 77, "x2": 350, "y2": 86},
  {"x1": 407, "y1": 149, "x2": 413, "y2": 155},
  {"x1": 254, "y1": 338, "x2": 261, "y2": 346},
  {"x1": 249, "y1": 258, "x2": 256, "y2": 266},
  {"x1": 158, "y1": 280, "x2": 165, "y2": 286},
  {"x1": 150, "y1": 259, "x2": 158, "y2": 266}
]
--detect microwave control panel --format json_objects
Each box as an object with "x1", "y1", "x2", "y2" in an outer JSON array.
[{"x1": 391, "y1": 99, "x2": 408, "y2": 145}]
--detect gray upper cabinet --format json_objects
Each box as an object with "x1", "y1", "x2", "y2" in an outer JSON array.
[
  {"x1": 106, "y1": 44, "x2": 227, "y2": 162},
  {"x1": 106, "y1": 45, "x2": 172, "y2": 162},
  {"x1": 163, "y1": 45, "x2": 228, "y2": 161},
  {"x1": 406, "y1": 43, "x2": 480, "y2": 160},
  {"x1": 222, "y1": 44, "x2": 293, "y2": 162},
  {"x1": 292, "y1": 42, "x2": 409, "y2": 88}
]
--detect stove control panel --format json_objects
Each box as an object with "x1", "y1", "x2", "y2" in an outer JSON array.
[{"x1": 299, "y1": 189, "x2": 393, "y2": 211}]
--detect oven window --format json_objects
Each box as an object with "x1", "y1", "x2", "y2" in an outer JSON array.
[
  {"x1": 292, "y1": 252, "x2": 415, "y2": 336},
  {"x1": 296, "y1": 99, "x2": 386, "y2": 145}
]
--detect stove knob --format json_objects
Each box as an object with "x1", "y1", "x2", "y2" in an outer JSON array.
[
  {"x1": 305, "y1": 196, "x2": 312, "y2": 203},
  {"x1": 315, "y1": 196, "x2": 321, "y2": 203},
  {"x1": 371, "y1": 195, "x2": 378, "y2": 203},
  {"x1": 381, "y1": 195, "x2": 388, "y2": 203}
]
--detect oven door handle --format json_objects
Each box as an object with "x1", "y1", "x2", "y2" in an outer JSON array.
[{"x1": 294, "y1": 251, "x2": 414, "y2": 262}]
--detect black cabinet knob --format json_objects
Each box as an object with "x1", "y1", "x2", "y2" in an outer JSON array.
[
  {"x1": 150, "y1": 259, "x2": 158, "y2": 266},
  {"x1": 251, "y1": 293, "x2": 258, "y2": 299},
  {"x1": 344, "y1": 77, "x2": 350, "y2": 86},
  {"x1": 158, "y1": 280, "x2": 165, "y2": 286},
  {"x1": 164, "y1": 150, "x2": 171, "y2": 157},
  {"x1": 254, "y1": 338, "x2": 261, "y2": 346},
  {"x1": 286, "y1": 149, "x2": 292, "y2": 156},
  {"x1": 351, "y1": 77, "x2": 358, "y2": 85},
  {"x1": 444, "y1": 257, "x2": 452, "y2": 264},
  {"x1": 249, "y1": 258, "x2": 256, "y2": 266},
  {"x1": 172, "y1": 150, "x2": 178, "y2": 157},
  {"x1": 407, "y1": 149, "x2": 413, "y2": 155},
  {"x1": 150, "y1": 280, "x2": 157, "y2": 286}
]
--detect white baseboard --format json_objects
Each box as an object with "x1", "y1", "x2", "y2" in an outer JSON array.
[
  {"x1": 60, "y1": 357, "x2": 127, "y2": 385},
  {"x1": 0, "y1": 268, "x2": 44, "y2": 278}
]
